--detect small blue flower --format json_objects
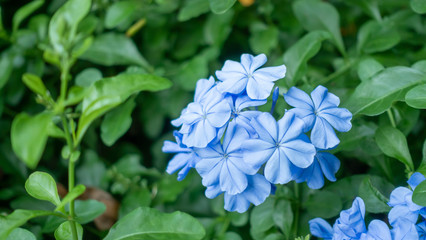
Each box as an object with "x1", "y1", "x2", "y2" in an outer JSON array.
[
  {"x1": 391, "y1": 219, "x2": 419, "y2": 240},
  {"x1": 172, "y1": 77, "x2": 231, "y2": 148},
  {"x1": 309, "y1": 218, "x2": 333, "y2": 240},
  {"x1": 293, "y1": 151, "x2": 340, "y2": 189},
  {"x1": 194, "y1": 124, "x2": 257, "y2": 195},
  {"x1": 284, "y1": 85, "x2": 352, "y2": 150},
  {"x1": 333, "y1": 197, "x2": 367, "y2": 239},
  {"x1": 242, "y1": 112, "x2": 316, "y2": 184},
  {"x1": 216, "y1": 53, "x2": 286, "y2": 100},
  {"x1": 388, "y1": 172, "x2": 426, "y2": 225},
  {"x1": 360, "y1": 220, "x2": 392, "y2": 240},
  {"x1": 162, "y1": 131, "x2": 199, "y2": 181}
]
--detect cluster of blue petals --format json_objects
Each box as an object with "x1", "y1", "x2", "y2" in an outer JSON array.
[
  {"x1": 309, "y1": 172, "x2": 426, "y2": 239},
  {"x1": 163, "y1": 53, "x2": 352, "y2": 213}
]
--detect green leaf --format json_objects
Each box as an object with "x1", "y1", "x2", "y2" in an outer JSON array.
[
  {"x1": 11, "y1": 112, "x2": 53, "y2": 169},
  {"x1": 0, "y1": 52, "x2": 14, "y2": 91},
  {"x1": 104, "y1": 207, "x2": 205, "y2": 240},
  {"x1": 292, "y1": 0, "x2": 345, "y2": 55},
  {"x1": 101, "y1": 97, "x2": 136, "y2": 146},
  {"x1": 357, "y1": 58, "x2": 384, "y2": 82},
  {"x1": 375, "y1": 125, "x2": 414, "y2": 170},
  {"x1": 208, "y1": 0, "x2": 236, "y2": 14},
  {"x1": 54, "y1": 222, "x2": 83, "y2": 240},
  {"x1": 413, "y1": 180, "x2": 426, "y2": 206},
  {"x1": 358, "y1": 177, "x2": 391, "y2": 213},
  {"x1": 204, "y1": 10, "x2": 233, "y2": 47},
  {"x1": 178, "y1": 0, "x2": 210, "y2": 22},
  {"x1": 119, "y1": 189, "x2": 152, "y2": 218},
  {"x1": 25, "y1": 171, "x2": 61, "y2": 206},
  {"x1": 405, "y1": 84, "x2": 426, "y2": 109},
  {"x1": 48, "y1": 0, "x2": 92, "y2": 53},
  {"x1": 249, "y1": 23, "x2": 279, "y2": 55},
  {"x1": 105, "y1": 0, "x2": 138, "y2": 29},
  {"x1": 114, "y1": 154, "x2": 145, "y2": 178},
  {"x1": 344, "y1": 67, "x2": 426, "y2": 116},
  {"x1": 220, "y1": 232, "x2": 242, "y2": 240},
  {"x1": 6, "y1": 228, "x2": 36, "y2": 240},
  {"x1": 305, "y1": 191, "x2": 342, "y2": 218},
  {"x1": 346, "y1": 0, "x2": 381, "y2": 21},
  {"x1": 75, "y1": 68, "x2": 102, "y2": 87},
  {"x1": 173, "y1": 55, "x2": 208, "y2": 91},
  {"x1": 357, "y1": 20, "x2": 400, "y2": 54},
  {"x1": 411, "y1": 0, "x2": 426, "y2": 14},
  {"x1": 22, "y1": 73, "x2": 47, "y2": 97},
  {"x1": 55, "y1": 184, "x2": 86, "y2": 211},
  {"x1": 76, "y1": 73, "x2": 172, "y2": 144},
  {"x1": 64, "y1": 86, "x2": 87, "y2": 106},
  {"x1": 250, "y1": 198, "x2": 275, "y2": 238},
  {"x1": 283, "y1": 31, "x2": 330, "y2": 86},
  {"x1": 80, "y1": 33, "x2": 151, "y2": 71},
  {"x1": 72, "y1": 200, "x2": 106, "y2": 224},
  {"x1": 12, "y1": 0, "x2": 44, "y2": 33},
  {"x1": 0, "y1": 209, "x2": 53, "y2": 239},
  {"x1": 273, "y1": 199, "x2": 293, "y2": 238}
]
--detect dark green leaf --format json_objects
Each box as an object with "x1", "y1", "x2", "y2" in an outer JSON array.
[
  {"x1": 229, "y1": 212, "x2": 248, "y2": 227},
  {"x1": 283, "y1": 31, "x2": 330, "y2": 86},
  {"x1": 0, "y1": 209, "x2": 53, "y2": 239},
  {"x1": 357, "y1": 20, "x2": 400, "y2": 54},
  {"x1": 413, "y1": 180, "x2": 426, "y2": 206},
  {"x1": 220, "y1": 232, "x2": 242, "y2": 240},
  {"x1": 346, "y1": 0, "x2": 381, "y2": 21},
  {"x1": 209, "y1": 0, "x2": 236, "y2": 14},
  {"x1": 104, "y1": 207, "x2": 205, "y2": 240},
  {"x1": 293, "y1": 0, "x2": 345, "y2": 54},
  {"x1": 250, "y1": 198, "x2": 274, "y2": 236},
  {"x1": 76, "y1": 73, "x2": 172, "y2": 144},
  {"x1": 178, "y1": 0, "x2": 210, "y2": 22},
  {"x1": 405, "y1": 84, "x2": 426, "y2": 109},
  {"x1": 358, "y1": 177, "x2": 391, "y2": 213},
  {"x1": 173, "y1": 56, "x2": 208, "y2": 91},
  {"x1": 411, "y1": 0, "x2": 426, "y2": 14},
  {"x1": 55, "y1": 185, "x2": 86, "y2": 211},
  {"x1": 76, "y1": 150, "x2": 107, "y2": 188},
  {"x1": 101, "y1": 97, "x2": 136, "y2": 146},
  {"x1": 249, "y1": 23, "x2": 279, "y2": 55},
  {"x1": 6, "y1": 228, "x2": 36, "y2": 240},
  {"x1": 11, "y1": 112, "x2": 53, "y2": 169},
  {"x1": 80, "y1": 33, "x2": 151, "y2": 70},
  {"x1": 72, "y1": 200, "x2": 106, "y2": 224},
  {"x1": 204, "y1": 10, "x2": 233, "y2": 46},
  {"x1": 0, "y1": 52, "x2": 14, "y2": 91},
  {"x1": 119, "y1": 189, "x2": 152, "y2": 218},
  {"x1": 25, "y1": 171, "x2": 61, "y2": 206},
  {"x1": 12, "y1": 0, "x2": 44, "y2": 33},
  {"x1": 305, "y1": 191, "x2": 342, "y2": 218},
  {"x1": 344, "y1": 67, "x2": 426, "y2": 116},
  {"x1": 54, "y1": 222, "x2": 83, "y2": 240},
  {"x1": 114, "y1": 154, "x2": 145, "y2": 178},
  {"x1": 273, "y1": 199, "x2": 293, "y2": 238},
  {"x1": 357, "y1": 58, "x2": 384, "y2": 82},
  {"x1": 375, "y1": 125, "x2": 414, "y2": 170},
  {"x1": 105, "y1": 0, "x2": 138, "y2": 29}
]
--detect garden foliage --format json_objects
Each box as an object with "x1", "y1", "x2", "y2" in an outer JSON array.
[{"x1": 0, "y1": 0, "x2": 425, "y2": 239}]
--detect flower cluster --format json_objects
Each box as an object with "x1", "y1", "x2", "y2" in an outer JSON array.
[
  {"x1": 163, "y1": 53, "x2": 352, "y2": 213},
  {"x1": 309, "y1": 172, "x2": 426, "y2": 239}
]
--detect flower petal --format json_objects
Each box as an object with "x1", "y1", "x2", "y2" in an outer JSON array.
[
  {"x1": 206, "y1": 101, "x2": 231, "y2": 128},
  {"x1": 364, "y1": 220, "x2": 392, "y2": 240},
  {"x1": 311, "y1": 85, "x2": 329, "y2": 110},
  {"x1": 388, "y1": 187, "x2": 412, "y2": 207},
  {"x1": 216, "y1": 73, "x2": 247, "y2": 94},
  {"x1": 220, "y1": 159, "x2": 248, "y2": 195},
  {"x1": 246, "y1": 74, "x2": 275, "y2": 100},
  {"x1": 264, "y1": 149, "x2": 294, "y2": 184},
  {"x1": 251, "y1": 112, "x2": 278, "y2": 143},
  {"x1": 283, "y1": 87, "x2": 314, "y2": 110},
  {"x1": 194, "y1": 76, "x2": 216, "y2": 102},
  {"x1": 241, "y1": 53, "x2": 267, "y2": 73},
  {"x1": 224, "y1": 193, "x2": 251, "y2": 213},
  {"x1": 285, "y1": 108, "x2": 316, "y2": 132},
  {"x1": 309, "y1": 218, "x2": 333, "y2": 239},
  {"x1": 253, "y1": 65, "x2": 286, "y2": 80},
  {"x1": 319, "y1": 107, "x2": 352, "y2": 132},
  {"x1": 205, "y1": 184, "x2": 222, "y2": 199},
  {"x1": 242, "y1": 139, "x2": 275, "y2": 170},
  {"x1": 311, "y1": 117, "x2": 340, "y2": 150},
  {"x1": 278, "y1": 112, "x2": 305, "y2": 142},
  {"x1": 223, "y1": 124, "x2": 249, "y2": 154},
  {"x1": 282, "y1": 139, "x2": 316, "y2": 168},
  {"x1": 388, "y1": 205, "x2": 419, "y2": 225},
  {"x1": 196, "y1": 156, "x2": 224, "y2": 187},
  {"x1": 407, "y1": 172, "x2": 426, "y2": 190},
  {"x1": 242, "y1": 174, "x2": 271, "y2": 206},
  {"x1": 316, "y1": 152, "x2": 340, "y2": 182}
]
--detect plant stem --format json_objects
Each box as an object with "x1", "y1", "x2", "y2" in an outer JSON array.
[
  {"x1": 59, "y1": 58, "x2": 70, "y2": 104},
  {"x1": 292, "y1": 182, "x2": 300, "y2": 238},
  {"x1": 387, "y1": 108, "x2": 396, "y2": 128}
]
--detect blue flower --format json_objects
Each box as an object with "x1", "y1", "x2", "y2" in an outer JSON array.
[
  {"x1": 242, "y1": 112, "x2": 316, "y2": 184},
  {"x1": 172, "y1": 77, "x2": 231, "y2": 148},
  {"x1": 216, "y1": 53, "x2": 286, "y2": 100},
  {"x1": 293, "y1": 151, "x2": 340, "y2": 189},
  {"x1": 194, "y1": 124, "x2": 257, "y2": 195},
  {"x1": 284, "y1": 85, "x2": 352, "y2": 150},
  {"x1": 388, "y1": 172, "x2": 426, "y2": 225},
  {"x1": 162, "y1": 131, "x2": 199, "y2": 181},
  {"x1": 391, "y1": 219, "x2": 419, "y2": 240},
  {"x1": 360, "y1": 220, "x2": 392, "y2": 240},
  {"x1": 309, "y1": 218, "x2": 333, "y2": 240},
  {"x1": 417, "y1": 221, "x2": 426, "y2": 239}
]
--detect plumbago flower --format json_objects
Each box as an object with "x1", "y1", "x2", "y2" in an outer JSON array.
[
  {"x1": 284, "y1": 85, "x2": 352, "y2": 150},
  {"x1": 163, "y1": 53, "x2": 353, "y2": 212}
]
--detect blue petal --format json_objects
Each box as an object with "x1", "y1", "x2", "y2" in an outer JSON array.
[
  {"x1": 162, "y1": 140, "x2": 190, "y2": 153},
  {"x1": 285, "y1": 108, "x2": 316, "y2": 132},
  {"x1": 388, "y1": 205, "x2": 419, "y2": 225},
  {"x1": 254, "y1": 64, "x2": 286, "y2": 80},
  {"x1": 278, "y1": 112, "x2": 305, "y2": 143},
  {"x1": 216, "y1": 73, "x2": 247, "y2": 95},
  {"x1": 296, "y1": 160, "x2": 325, "y2": 189},
  {"x1": 205, "y1": 184, "x2": 222, "y2": 199},
  {"x1": 311, "y1": 117, "x2": 340, "y2": 150},
  {"x1": 319, "y1": 107, "x2": 352, "y2": 132},
  {"x1": 391, "y1": 219, "x2": 419, "y2": 240},
  {"x1": 181, "y1": 102, "x2": 203, "y2": 124},
  {"x1": 242, "y1": 139, "x2": 275, "y2": 170},
  {"x1": 182, "y1": 119, "x2": 217, "y2": 148},
  {"x1": 241, "y1": 174, "x2": 271, "y2": 206},
  {"x1": 388, "y1": 187, "x2": 412, "y2": 206},
  {"x1": 364, "y1": 220, "x2": 391, "y2": 240},
  {"x1": 166, "y1": 153, "x2": 191, "y2": 175},
  {"x1": 264, "y1": 149, "x2": 294, "y2": 184},
  {"x1": 282, "y1": 139, "x2": 316, "y2": 168},
  {"x1": 241, "y1": 53, "x2": 267, "y2": 73},
  {"x1": 310, "y1": 85, "x2": 329, "y2": 110},
  {"x1": 223, "y1": 123, "x2": 249, "y2": 153},
  {"x1": 194, "y1": 76, "x2": 216, "y2": 103},
  {"x1": 250, "y1": 112, "x2": 278, "y2": 143},
  {"x1": 235, "y1": 95, "x2": 266, "y2": 110},
  {"x1": 171, "y1": 108, "x2": 187, "y2": 127},
  {"x1": 246, "y1": 74, "x2": 275, "y2": 100},
  {"x1": 284, "y1": 87, "x2": 314, "y2": 110},
  {"x1": 309, "y1": 218, "x2": 333, "y2": 239},
  {"x1": 334, "y1": 197, "x2": 366, "y2": 238},
  {"x1": 206, "y1": 101, "x2": 231, "y2": 128},
  {"x1": 224, "y1": 193, "x2": 251, "y2": 213},
  {"x1": 408, "y1": 172, "x2": 426, "y2": 190},
  {"x1": 219, "y1": 158, "x2": 248, "y2": 195},
  {"x1": 316, "y1": 152, "x2": 340, "y2": 182}
]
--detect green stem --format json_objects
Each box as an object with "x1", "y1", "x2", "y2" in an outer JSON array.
[
  {"x1": 292, "y1": 182, "x2": 300, "y2": 238},
  {"x1": 59, "y1": 59, "x2": 70, "y2": 104},
  {"x1": 387, "y1": 109, "x2": 396, "y2": 128}
]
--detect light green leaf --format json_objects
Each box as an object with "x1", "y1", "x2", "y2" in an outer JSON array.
[
  {"x1": 413, "y1": 180, "x2": 426, "y2": 206},
  {"x1": 358, "y1": 177, "x2": 391, "y2": 213},
  {"x1": 73, "y1": 200, "x2": 106, "y2": 224},
  {"x1": 22, "y1": 73, "x2": 47, "y2": 97},
  {"x1": 54, "y1": 222, "x2": 83, "y2": 240},
  {"x1": 375, "y1": 125, "x2": 414, "y2": 170},
  {"x1": 249, "y1": 23, "x2": 279, "y2": 55},
  {"x1": 104, "y1": 207, "x2": 205, "y2": 240},
  {"x1": 64, "y1": 86, "x2": 87, "y2": 106},
  {"x1": 292, "y1": 0, "x2": 345, "y2": 55},
  {"x1": 305, "y1": 191, "x2": 342, "y2": 218},
  {"x1": 25, "y1": 171, "x2": 61, "y2": 206},
  {"x1": 273, "y1": 199, "x2": 293, "y2": 238},
  {"x1": 220, "y1": 232, "x2": 242, "y2": 240},
  {"x1": 76, "y1": 73, "x2": 172, "y2": 144},
  {"x1": 0, "y1": 209, "x2": 53, "y2": 239},
  {"x1": 178, "y1": 0, "x2": 210, "y2": 22},
  {"x1": 357, "y1": 20, "x2": 400, "y2": 54},
  {"x1": 80, "y1": 33, "x2": 150, "y2": 70},
  {"x1": 12, "y1": 0, "x2": 44, "y2": 33},
  {"x1": 11, "y1": 112, "x2": 53, "y2": 169},
  {"x1": 357, "y1": 58, "x2": 384, "y2": 82},
  {"x1": 208, "y1": 0, "x2": 236, "y2": 14},
  {"x1": 250, "y1": 198, "x2": 274, "y2": 239},
  {"x1": 55, "y1": 185, "x2": 86, "y2": 211},
  {"x1": 405, "y1": 84, "x2": 426, "y2": 109},
  {"x1": 411, "y1": 0, "x2": 426, "y2": 14},
  {"x1": 75, "y1": 68, "x2": 102, "y2": 87},
  {"x1": 283, "y1": 30, "x2": 330, "y2": 86},
  {"x1": 344, "y1": 67, "x2": 426, "y2": 116},
  {"x1": 412, "y1": 60, "x2": 426, "y2": 74},
  {"x1": 105, "y1": 0, "x2": 138, "y2": 29},
  {"x1": 6, "y1": 228, "x2": 36, "y2": 240},
  {"x1": 101, "y1": 97, "x2": 136, "y2": 146}
]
